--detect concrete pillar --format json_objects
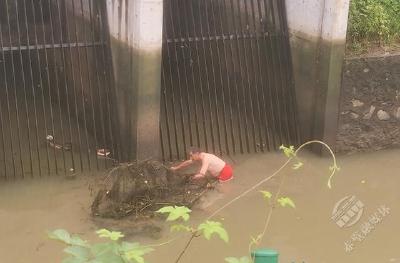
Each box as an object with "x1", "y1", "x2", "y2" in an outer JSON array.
[
  {"x1": 285, "y1": 0, "x2": 350, "y2": 151},
  {"x1": 106, "y1": 0, "x2": 163, "y2": 161}
]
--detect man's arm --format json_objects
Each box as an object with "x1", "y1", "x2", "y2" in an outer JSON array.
[
  {"x1": 193, "y1": 158, "x2": 209, "y2": 179},
  {"x1": 171, "y1": 159, "x2": 193, "y2": 171}
]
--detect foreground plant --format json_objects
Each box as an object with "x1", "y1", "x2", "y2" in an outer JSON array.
[
  {"x1": 50, "y1": 140, "x2": 339, "y2": 263},
  {"x1": 156, "y1": 205, "x2": 229, "y2": 263},
  {"x1": 225, "y1": 141, "x2": 339, "y2": 262},
  {"x1": 48, "y1": 228, "x2": 153, "y2": 263}
]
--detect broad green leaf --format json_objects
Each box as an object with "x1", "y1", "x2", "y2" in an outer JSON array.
[
  {"x1": 94, "y1": 251, "x2": 124, "y2": 263},
  {"x1": 63, "y1": 246, "x2": 90, "y2": 259},
  {"x1": 69, "y1": 236, "x2": 89, "y2": 247},
  {"x1": 170, "y1": 224, "x2": 192, "y2": 233},
  {"x1": 48, "y1": 229, "x2": 72, "y2": 244},
  {"x1": 225, "y1": 256, "x2": 251, "y2": 263},
  {"x1": 91, "y1": 242, "x2": 118, "y2": 256},
  {"x1": 260, "y1": 190, "x2": 272, "y2": 200},
  {"x1": 62, "y1": 256, "x2": 88, "y2": 263},
  {"x1": 48, "y1": 229, "x2": 89, "y2": 247},
  {"x1": 156, "y1": 206, "x2": 191, "y2": 222},
  {"x1": 96, "y1": 229, "x2": 124, "y2": 241},
  {"x1": 279, "y1": 145, "x2": 295, "y2": 158},
  {"x1": 277, "y1": 197, "x2": 296, "y2": 208},
  {"x1": 292, "y1": 161, "x2": 303, "y2": 170},
  {"x1": 123, "y1": 243, "x2": 154, "y2": 263},
  {"x1": 197, "y1": 221, "x2": 229, "y2": 243}
]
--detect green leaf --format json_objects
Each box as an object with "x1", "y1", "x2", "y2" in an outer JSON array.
[
  {"x1": 48, "y1": 229, "x2": 72, "y2": 244},
  {"x1": 225, "y1": 256, "x2": 251, "y2": 263},
  {"x1": 63, "y1": 246, "x2": 90, "y2": 260},
  {"x1": 279, "y1": 145, "x2": 295, "y2": 158},
  {"x1": 96, "y1": 229, "x2": 124, "y2": 241},
  {"x1": 156, "y1": 206, "x2": 191, "y2": 222},
  {"x1": 277, "y1": 197, "x2": 296, "y2": 208},
  {"x1": 197, "y1": 221, "x2": 229, "y2": 243},
  {"x1": 122, "y1": 242, "x2": 154, "y2": 263},
  {"x1": 260, "y1": 190, "x2": 272, "y2": 200},
  {"x1": 91, "y1": 242, "x2": 118, "y2": 256},
  {"x1": 292, "y1": 161, "x2": 303, "y2": 170},
  {"x1": 62, "y1": 257, "x2": 88, "y2": 263},
  {"x1": 94, "y1": 251, "x2": 124, "y2": 263},
  {"x1": 69, "y1": 236, "x2": 89, "y2": 247},
  {"x1": 48, "y1": 229, "x2": 88, "y2": 247},
  {"x1": 170, "y1": 224, "x2": 192, "y2": 233}
]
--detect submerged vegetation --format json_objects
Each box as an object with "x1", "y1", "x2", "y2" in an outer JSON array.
[{"x1": 347, "y1": 0, "x2": 400, "y2": 53}]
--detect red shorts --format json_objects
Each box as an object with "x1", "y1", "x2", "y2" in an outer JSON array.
[{"x1": 218, "y1": 164, "x2": 233, "y2": 182}]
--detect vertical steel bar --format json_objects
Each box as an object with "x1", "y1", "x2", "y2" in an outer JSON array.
[
  {"x1": 163, "y1": 19, "x2": 181, "y2": 159},
  {"x1": 215, "y1": 0, "x2": 236, "y2": 155},
  {"x1": 236, "y1": 0, "x2": 258, "y2": 153},
  {"x1": 277, "y1": 0, "x2": 300, "y2": 145},
  {"x1": 221, "y1": 0, "x2": 243, "y2": 154},
  {"x1": 39, "y1": 0, "x2": 60, "y2": 174},
  {"x1": 96, "y1": 0, "x2": 118, "y2": 165},
  {"x1": 0, "y1": 21, "x2": 17, "y2": 178},
  {"x1": 202, "y1": 0, "x2": 223, "y2": 154},
  {"x1": 160, "y1": 123, "x2": 166, "y2": 161},
  {"x1": 187, "y1": 0, "x2": 209, "y2": 152},
  {"x1": 262, "y1": 0, "x2": 284, "y2": 146},
  {"x1": 171, "y1": 0, "x2": 195, "y2": 149},
  {"x1": 9, "y1": 0, "x2": 34, "y2": 177},
  {"x1": 0, "y1": 90, "x2": 6, "y2": 179},
  {"x1": 77, "y1": 0, "x2": 95, "y2": 168},
  {"x1": 258, "y1": 0, "x2": 278, "y2": 150},
  {"x1": 161, "y1": 67, "x2": 173, "y2": 160},
  {"x1": 248, "y1": 0, "x2": 270, "y2": 151},
  {"x1": 229, "y1": 0, "x2": 250, "y2": 153},
  {"x1": 22, "y1": 0, "x2": 43, "y2": 176},
  {"x1": 48, "y1": 0, "x2": 69, "y2": 174},
  {"x1": 252, "y1": 0, "x2": 274, "y2": 151},
  {"x1": 167, "y1": 0, "x2": 188, "y2": 155},
  {"x1": 174, "y1": 0, "x2": 198, "y2": 149},
  {"x1": 15, "y1": 0, "x2": 36, "y2": 177},
  {"x1": 30, "y1": 0, "x2": 52, "y2": 174},
  {"x1": 75, "y1": 0, "x2": 107, "y2": 170},
  {"x1": 268, "y1": 0, "x2": 291, "y2": 143},
  {"x1": 63, "y1": 0, "x2": 85, "y2": 171},
  {"x1": 208, "y1": 0, "x2": 231, "y2": 155},
  {"x1": 179, "y1": 0, "x2": 201, "y2": 149},
  {"x1": 86, "y1": 0, "x2": 105, "y2": 169},
  {"x1": 197, "y1": 0, "x2": 217, "y2": 153}
]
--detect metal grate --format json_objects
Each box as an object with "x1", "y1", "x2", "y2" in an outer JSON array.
[
  {"x1": 0, "y1": 0, "x2": 118, "y2": 179},
  {"x1": 160, "y1": 0, "x2": 299, "y2": 160}
]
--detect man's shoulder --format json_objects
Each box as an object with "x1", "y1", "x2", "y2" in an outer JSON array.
[{"x1": 202, "y1": 152, "x2": 223, "y2": 161}]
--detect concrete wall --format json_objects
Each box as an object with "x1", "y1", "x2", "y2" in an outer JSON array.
[
  {"x1": 285, "y1": 0, "x2": 350, "y2": 151},
  {"x1": 106, "y1": 0, "x2": 163, "y2": 161}
]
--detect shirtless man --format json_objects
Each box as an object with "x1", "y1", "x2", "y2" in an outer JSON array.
[{"x1": 170, "y1": 147, "x2": 233, "y2": 182}]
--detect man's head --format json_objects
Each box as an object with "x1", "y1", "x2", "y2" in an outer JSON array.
[{"x1": 188, "y1": 147, "x2": 202, "y2": 161}]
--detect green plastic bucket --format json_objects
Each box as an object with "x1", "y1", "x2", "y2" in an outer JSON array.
[{"x1": 251, "y1": 249, "x2": 279, "y2": 263}]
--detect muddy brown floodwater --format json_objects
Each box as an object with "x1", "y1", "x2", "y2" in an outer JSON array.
[{"x1": 0, "y1": 149, "x2": 399, "y2": 263}]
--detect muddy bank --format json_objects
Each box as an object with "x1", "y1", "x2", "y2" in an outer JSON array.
[{"x1": 336, "y1": 53, "x2": 400, "y2": 153}]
